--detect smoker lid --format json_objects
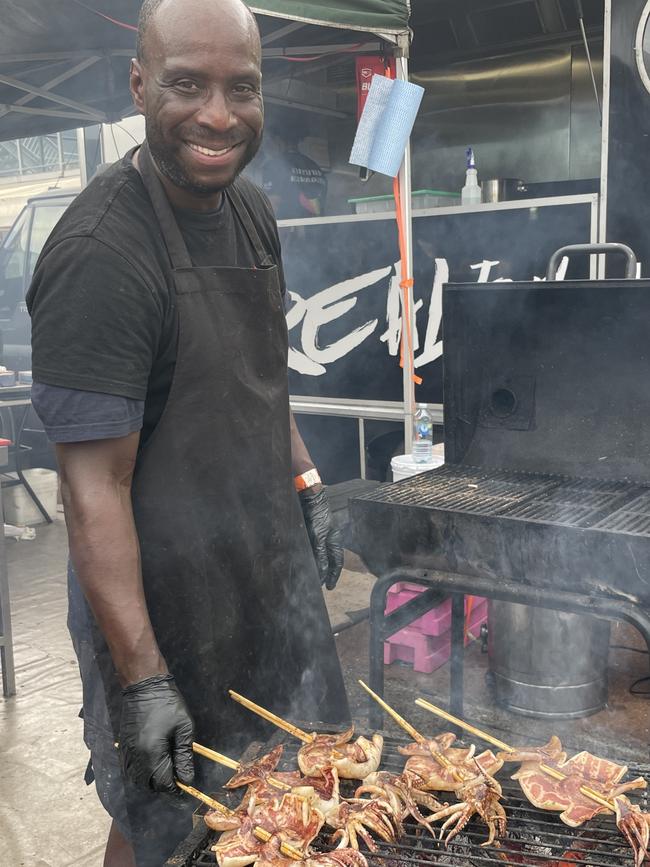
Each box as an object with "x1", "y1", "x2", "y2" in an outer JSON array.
[{"x1": 442, "y1": 279, "x2": 650, "y2": 482}]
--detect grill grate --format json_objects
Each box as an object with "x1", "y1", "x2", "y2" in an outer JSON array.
[
  {"x1": 594, "y1": 491, "x2": 650, "y2": 536},
  {"x1": 360, "y1": 466, "x2": 650, "y2": 533},
  {"x1": 175, "y1": 734, "x2": 650, "y2": 867}
]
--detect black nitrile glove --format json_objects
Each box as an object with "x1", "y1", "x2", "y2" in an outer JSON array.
[
  {"x1": 299, "y1": 486, "x2": 344, "y2": 591},
  {"x1": 120, "y1": 673, "x2": 195, "y2": 793}
]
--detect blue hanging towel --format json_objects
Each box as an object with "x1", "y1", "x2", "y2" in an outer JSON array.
[{"x1": 349, "y1": 74, "x2": 424, "y2": 178}]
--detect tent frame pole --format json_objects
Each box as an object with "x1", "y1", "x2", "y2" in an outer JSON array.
[{"x1": 396, "y1": 38, "x2": 415, "y2": 454}]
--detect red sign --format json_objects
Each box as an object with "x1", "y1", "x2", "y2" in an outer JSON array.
[{"x1": 355, "y1": 56, "x2": 396, "y2": 120}]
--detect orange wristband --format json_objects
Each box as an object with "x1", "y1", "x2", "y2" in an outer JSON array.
[{"x1": 294, "y1": 469, "x2": 321, "y2": 492}]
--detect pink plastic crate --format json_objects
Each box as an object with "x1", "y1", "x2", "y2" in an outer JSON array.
[
  {"x1": 383, "y1": 600, "x2": 487, "y2": 674},
  {"x1": 385, "y1": 584, "x2": 485, "y2": 637}
]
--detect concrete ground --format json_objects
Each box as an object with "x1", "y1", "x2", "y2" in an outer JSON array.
[{"x1": 1, "y1": 516, "x2": 649, "y2": 865}]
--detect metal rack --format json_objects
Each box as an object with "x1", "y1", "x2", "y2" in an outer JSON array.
[{"x1": 166, "y1": 734, "x2": 650, "y2": 867}]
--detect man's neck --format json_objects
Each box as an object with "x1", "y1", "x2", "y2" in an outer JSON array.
[{"x1": 132, "y1": 147, "x2": 223, "y2": 213}]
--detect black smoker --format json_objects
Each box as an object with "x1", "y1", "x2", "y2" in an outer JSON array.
[{"x1": 350, "y1": 244, "x2": 650, "y2": 726}]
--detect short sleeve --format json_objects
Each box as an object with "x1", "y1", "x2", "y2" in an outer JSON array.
[
  {"x1": 27, "y1": 235, "x2": 164, "y2": 400},
  {"x1": 31, "y1": 382, "x2": 144, "y2": 443}
]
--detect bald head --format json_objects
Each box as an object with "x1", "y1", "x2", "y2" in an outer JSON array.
[
  {"x1": 130, "y1": 0, "x2": 264, "y2": 209},
  {"x1": 136, "y1": 0, "x2": 259, "y2": 63}
]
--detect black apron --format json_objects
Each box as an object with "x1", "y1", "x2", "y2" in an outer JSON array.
[
  {"x1": 131, "y1": 142, "x2": 349, "y2": 742},
  {"x1": 78, "y1": 142, "x2": 349, "y2": 863}
]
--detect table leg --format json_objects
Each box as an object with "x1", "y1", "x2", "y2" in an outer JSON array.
[
  {"x1": 15, "y1": 404, "x2": 52, "y2": 524},
  {"x1": 0, "y1": 484, "x2": 16, "y2": 697},
  {"x1": 450, "y1": 593, "x2": 465, "y2": 724}
]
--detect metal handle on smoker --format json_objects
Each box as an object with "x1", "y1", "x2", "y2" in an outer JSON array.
[{"x1": 546, "y1": 243, "x2": 638, "y2": 281}]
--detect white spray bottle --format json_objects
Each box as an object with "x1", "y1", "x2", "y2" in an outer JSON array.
[{"x1": 461, "y1": 147, "x2": 482, "y2": 206}]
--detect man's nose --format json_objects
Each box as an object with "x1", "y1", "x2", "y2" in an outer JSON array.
[{"x1": 196, "y1": 88, "x2": 236, "y2": 130}]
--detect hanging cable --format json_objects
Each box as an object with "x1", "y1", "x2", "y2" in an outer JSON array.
[
  {"x1": 574, "y1": 0, "x2": 602, "y2": 124},
  {"x1": 69, "y1": 0, "x2": 137, "y2": 32}
]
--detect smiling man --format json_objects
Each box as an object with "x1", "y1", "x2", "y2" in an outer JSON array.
[{"x1": 27, "y1": 1, "x2": 349, "y2": 864}]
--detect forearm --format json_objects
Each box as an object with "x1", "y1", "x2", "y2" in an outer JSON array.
[
  {"x1": 290, "y1": 411, "x2": 317, "y2": 477},
  {"x1": 59, "y1": 448, "x2": 166, "y2": 686}
]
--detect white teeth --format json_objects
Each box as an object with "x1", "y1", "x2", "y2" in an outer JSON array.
[{"x1": 188, "y1": 142, "x2": 234, "y2": 157}]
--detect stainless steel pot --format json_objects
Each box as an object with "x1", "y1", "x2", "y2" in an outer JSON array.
[
  {"x1": 482, "y1": 178, "x2": 528, "y2": 203},
  {"x1": 488, "y1": 600, "x2": 610, "y2": 719}
]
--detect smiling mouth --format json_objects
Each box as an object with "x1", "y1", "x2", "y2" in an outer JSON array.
[{"x1": 186, "y1": 141, "x2": 240, "y2": 158}]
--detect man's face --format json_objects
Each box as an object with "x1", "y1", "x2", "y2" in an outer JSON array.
[{"x1": 130, "y1": 0, "x2": 263, "y2": 208}]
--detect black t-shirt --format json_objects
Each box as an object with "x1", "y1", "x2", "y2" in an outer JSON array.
[
  {"x1": 27, "y1": 148, "x2": 285, "y2": 445},
  {"x1": 262, "y1": 150, "x2": 327, "y2": 219}
]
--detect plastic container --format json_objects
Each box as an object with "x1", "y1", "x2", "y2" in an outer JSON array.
[
  {"x1": 0, "y1": 370, "x2": 16, "y2": 387},
  {"x1": 413, "y1": 403, "x2": 433, "y2": 463},
  {"x1": 348, "y1": 189, "x2": 461, "y2": 214},
  {"x1": 386, "y1": 585, "x2": 485, "y2": 637},
  {"x1": 2, "y1": 468, "x2": 58, "y2": 526},
  {"x1": 384, "y1": 600, "x2": 488, "y2": 674},
  {"x1": 461, "y1": 147, "x2": 482, "y2": 206},
  {"x1": 391, "y1": 451, "x2": 444, "y2": 481}
]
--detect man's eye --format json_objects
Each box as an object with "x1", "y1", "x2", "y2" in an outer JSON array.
[
  {"x1": 233, "y1": 84, "x2": 256, "y2": 95},
  {"x1": 175, "y1": 80, "x2": 199, "y2": 93}
]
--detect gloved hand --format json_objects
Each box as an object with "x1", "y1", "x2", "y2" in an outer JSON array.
[
  {"x1": 120, "y1": 673, "x2": 195, "y2": 793},
  {"x1": 299, "y1": 486, "x2": 344, "y2": 590}
]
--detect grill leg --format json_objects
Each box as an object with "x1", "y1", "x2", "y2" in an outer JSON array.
[
  {"x1": 450, "y1": 594, "x2": 465, "y2": 723},
  {"x1": 368, "y1": 576, "x2": 394, "y2": 728}
]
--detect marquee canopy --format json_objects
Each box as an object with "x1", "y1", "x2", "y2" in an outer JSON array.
[{"x1": 0, "y1": 0, "x2": 411, "y2": 141}]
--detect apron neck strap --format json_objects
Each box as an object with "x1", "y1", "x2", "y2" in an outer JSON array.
[
  {"x1": 226, "y1": 183, "x2": 274, "y2": 267},
  {"x1": 137, "y1": 141, "x2": 273, "y2": 270},
  {"x1": 138, "y1": 141, "x2": 193, "y2": 269}
]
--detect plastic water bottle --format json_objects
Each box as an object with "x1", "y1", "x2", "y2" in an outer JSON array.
[
  {"x1": 413, "y1": 404, "x2": 433, "y2": 464},
  {"x1": 461, "y1": 147, "x2": 482, "y2": 206}
]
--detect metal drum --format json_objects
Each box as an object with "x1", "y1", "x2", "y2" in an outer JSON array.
[{"x1": 487, "y1": 601, "x2": 611, "y2": 719}]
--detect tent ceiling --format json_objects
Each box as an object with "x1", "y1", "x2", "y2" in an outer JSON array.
[
  {"x1": 249, "y1": 1, "x2": 410, "y2": 36},
  {"x1": 0, "y1": 0, "x2": 409, "y2": 142},
  {"x1": 0, "y1": 0, "x2": 602, "y2": 142}
]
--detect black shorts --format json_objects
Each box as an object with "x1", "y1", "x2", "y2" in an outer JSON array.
[{"x1": 68, "y1": 565, "x2": 197, "y2": 866}]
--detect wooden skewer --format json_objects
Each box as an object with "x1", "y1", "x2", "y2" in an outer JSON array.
[
  {"x1": 415, "y1": 699, "x2": 512, "y2": 752},
  {"x1": 193, "y1": 742, "x2": 239, "y2": 770},
  {"x1": 177, "y1": 781, "x2": 234, "y2": 813},
  {"x1": 415, "y1": 697, "x2": 617, "y2": 814},
  {"x1": 193, "y1": 742, "x2": 299, "y2": 795},
  {"x1": 229, "y1": 690, "x2": 314, "y2": 744},
  {"x1": 176, "y1": 781, "x2": 304, "y2": 861},
  {"x1": 358, "y1": 680, "x2": 460, "y2": 779},
  {"x1": 358, "y1": 680, "x2": 426, "y2": 744}
]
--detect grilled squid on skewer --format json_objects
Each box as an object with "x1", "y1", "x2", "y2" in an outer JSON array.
[
  {"x1": 398, "y1": 736, "x2": 506, "y2": 846},
  {"x1": 297, "y1": 726, "x2": 383, "y2": 780},
  {"x1": 257, "y1": 838, "x2": 368, "y2": 867},
  {"x1": 497, "y1": 737, "x2": 647, "y2": 827},
  {"x1": 224, "y1": 745, "x2": 340, "y2": 816},
  {"x1": 209, "y1": 794, "x2": 324, "y2": 867},
  {"x1": 326, "y1": 798, "x2": 399, "y2": 852},
  {"x1": 399, "y1": 732, "x2": 504, "y2": 792},
  {"x1": 427, "y1": 764, "x2": 507, "y2": 847},
  {"x1": 614, "y1": 795, "x2": 650, "y2": 867},
  {"x1": 354, "y1": 770, "x2": 445, "y2": 836}
]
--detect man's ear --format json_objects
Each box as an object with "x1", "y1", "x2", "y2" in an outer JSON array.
[{"x1": 130, "y1": 59, "x2": 145, "y2": 115}]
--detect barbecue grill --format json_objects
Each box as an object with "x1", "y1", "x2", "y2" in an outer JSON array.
[
  {"x1": 165, "y1": 731, "x2": 650, "y2": 867},
  {"x1": 349, "y1": 244, "x2": 650, "y2": 725}
]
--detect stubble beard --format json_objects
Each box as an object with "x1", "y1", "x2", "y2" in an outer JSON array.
[{"x1": 145, "y1": 118, "x2": 261, "y2": 197}]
